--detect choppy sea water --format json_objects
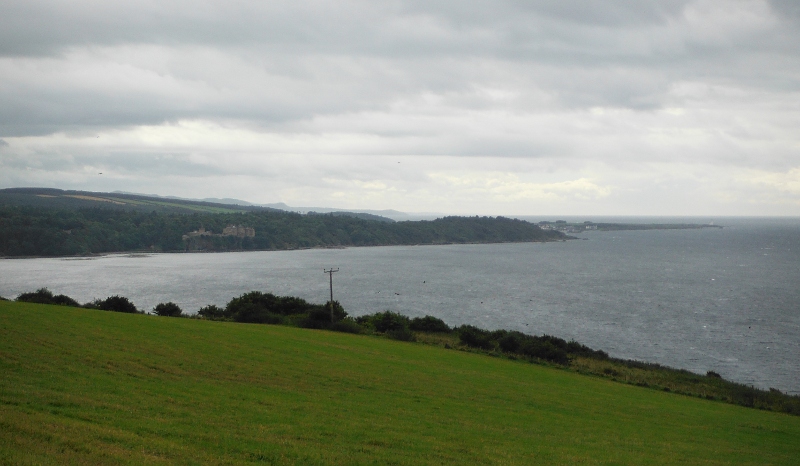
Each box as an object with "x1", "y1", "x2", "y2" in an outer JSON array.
[{"x1": 1, "y1": 217, "x2": 798, "y2": 394}]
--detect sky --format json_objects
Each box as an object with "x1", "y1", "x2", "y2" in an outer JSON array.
[{"x1": 1, "y1": 0, "x2": 799, "y2": 216}]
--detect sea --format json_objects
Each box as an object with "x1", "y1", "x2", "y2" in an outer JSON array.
[{"x1": 1, "y1": 216, "x2": 798, "y2": 395}]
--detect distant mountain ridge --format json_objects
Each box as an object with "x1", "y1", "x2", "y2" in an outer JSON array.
[
  {"x1": 110, "y1": 190, "x2": 439, "y2": 221},
  {"x1": 0, "y1": 188, "x2": 398, "y2": 222}
]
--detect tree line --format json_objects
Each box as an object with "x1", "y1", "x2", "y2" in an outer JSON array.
[
  {"x1": 0, "y1": 205, "x2": 566, "y2": 257},
  {"x1": 10, "y1": 288, "x2": 609, "y2": 365}
]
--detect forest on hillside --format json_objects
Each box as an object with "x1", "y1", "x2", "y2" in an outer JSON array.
[{"x1": 0, "y1": 206, "x2": 567, "y2": 257}]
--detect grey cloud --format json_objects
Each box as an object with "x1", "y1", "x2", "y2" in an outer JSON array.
[
  {"x1": 1, "y1": 1, "x2": 798, "y2": 174},
  {"x1": 769, "y1": 0, "x2": 800, "y2": 18},
  {"x1": 2, "y1": 1, "x2": 794, "y2": 60}
]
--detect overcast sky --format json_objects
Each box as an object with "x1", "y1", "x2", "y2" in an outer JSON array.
[{"x1": 1, "y1": 0, "x2": 799, "y2": 215}]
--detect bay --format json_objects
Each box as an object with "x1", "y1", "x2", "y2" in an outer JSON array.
[{"x1": 1, "y1": 217, "x2": 798, "y2": 394}]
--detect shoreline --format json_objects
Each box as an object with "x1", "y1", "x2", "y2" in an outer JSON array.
[
  {"x1": 0, "y1": 222, "x2": 726, "y2": 260},
  {"x1": 0, "y1": 237, "x2": 575, "y2": 260}
]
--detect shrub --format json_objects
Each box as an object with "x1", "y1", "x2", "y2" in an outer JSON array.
[
  {"x1": 16, "y1": 288, "x2": 80, "y2": 307},
  {"x1": 316, "y1": 301, "x2": 348, "y2": 322},
  {"x1": 457, "y1": 325, "x2": 495, "y2": 350},
  {"x1": 387, "y1": 326, "x2": 416, "y2": 341},
  {"x1": 298, "y1": 312, "x2": 329, "y2": 329},
  {"x1": 368, "y1": 311, "x2": 411, "y2": 333},
  {"x1": 226, "y1": 291, "x2": 318, "y2": 317},
  {"x1": 231, "y1": 302, "x2": 285, "y2": 324},
  {"x1": 153, "y1": 302, "x2": 184, "y2": 317},
  {"x1": 330, "y1": 318, "x2": 362, "y2": 334},
  {"x1": 198, "y1": 304, "x2": 225, "y2": 320},
  {"x1": 498, "y1": 332, "x2": 521, "y2": 353},
  {"x1": 409, "y1": 315, "x2": 451, "y2": 333},
  {"x1": 518, "y1": 339, "x2": 569, "y2": 365},
  {"x1": 93, "y1": 295, "x2": 139, "y2": 314},
  {"x1": 707, "y1": 371, "x2": 722, "y2": 379}
]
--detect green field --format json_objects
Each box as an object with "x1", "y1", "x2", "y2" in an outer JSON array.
[{"x1": 1, "y1": 301, "x2": 799, "y2": 465}]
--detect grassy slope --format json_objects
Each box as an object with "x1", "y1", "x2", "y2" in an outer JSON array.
[{"x1": 1, "y1": 301, "x2": 798, "y2": 465}]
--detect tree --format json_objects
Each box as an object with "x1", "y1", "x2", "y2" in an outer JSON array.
[
  {"x1": 153, "y1": 302, "x2": 183, "y2": 317},
  {"x1": 198, "y1": 304, "x2": 225, "y2": 319},
  {"x1": 95, "y1": 295, "x2": 139, "y2": 313},
  {"x1": 16, "y1": 288, "x2": 80, "y2": 307},
  {"x1": 409, "y1": 315, "x2": 451, "y2": 333}
]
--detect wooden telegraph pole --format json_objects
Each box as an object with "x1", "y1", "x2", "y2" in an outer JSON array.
[{"x1": 324, "y1": 268, "x2": 339, "y2": 322}]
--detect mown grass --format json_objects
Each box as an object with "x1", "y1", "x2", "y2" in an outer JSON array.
[
  {"x1": 104, "y1": 197, "x2": 244, "y2": 214},
  {"x1": 1, "y1": 301, "x2": 799, "y2": 465},
  {"x1": 413, "y1": 330, "x2": 800, "y2": 415}
]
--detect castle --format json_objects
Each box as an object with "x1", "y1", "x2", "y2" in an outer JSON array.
[
  {"x1": 182, "y1": 225, "x2": 255, "y2": 240},
  {"x1": 222, "y1": 225, "x2": 255, "y2": 237}
]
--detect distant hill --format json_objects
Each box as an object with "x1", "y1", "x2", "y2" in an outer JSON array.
[
  {"x1": 263, "y1": 202, "x2": 438, "y2": 221},
  {"x1": 0, "y1": 187, "x2": 269, "y2": 214},
  {"x1": 0, "y1": 189, "x2": 567, "y2": 256},
  {"x1": 0, "y1": 188, "x2": 397, "y2": 222}
]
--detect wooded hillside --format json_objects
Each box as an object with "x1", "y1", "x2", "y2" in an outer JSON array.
[{"x1": 0, "y1": 205, "x2": 566, "y2": 256}]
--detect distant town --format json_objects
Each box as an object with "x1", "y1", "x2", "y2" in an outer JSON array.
[{"x1": 537, "y1": 220, "x2": 721, "y2": 234}]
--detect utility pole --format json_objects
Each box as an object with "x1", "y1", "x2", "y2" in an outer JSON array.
[{"x1": 324, "y1": 268, "x2": 339, "y2": 322}]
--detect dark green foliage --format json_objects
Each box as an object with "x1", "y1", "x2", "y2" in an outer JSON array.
[
  {"x1": 707, "y1": 371, "x2": 722, "y2": 378},
  {"x1": 455, "y1": 326, "x2": 603, "y2": 365},
  {"x1": 230, "y1": 303, "x2": 286, "y2": 324},
  {"x1": 153, "y1": 302, "x2": 184, "y2": 317},
  {"x1": 409, "y1": 315, "x2": 451, "y2": 333},
  {"x1": 387, "y1": 327, "x2": 416, "y2": 341},
  {"x1": 224, "y1": 291, "x2": 348, "y2": 327},
  {"x1": 358, "y1": 311, "x2": 411, "y2": 333},
  {"x1": 518, "y1": 338, "x2": 569, "y2": 365},
  {"x1": 91, "y1": 295, "x2": 139, "y2": 314},
  {"x1": 318, "y1": 301, "x2": 349, "y2": 322},
  {"x1": 498, "y1": 332, "x2": 521, "y2": 353},
  {"x1": 225, "y1": 291, "x2": 331, "y2": 324},
  {"x1": 15, "y1": 288, "x2": 80, "y2": 307},
  {"x1": 329, "y1": 318, "x2": 362, "y2": 334},
  {"x1": 0, "y1": 203, "x2": 565, "y2": 257},
  {"x1": 197, "y1": 304, "x2": 225, "y2": 320},
  {"x1": 457, "y1": 325, "x2": 496, "y2": 350}
]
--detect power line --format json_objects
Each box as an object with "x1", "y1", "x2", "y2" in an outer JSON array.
[{"x1": 324, "y1": 268, "x2": 339, "y2": 322}]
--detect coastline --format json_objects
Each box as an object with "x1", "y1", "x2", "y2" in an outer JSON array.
[{"x1": 0, "y1": 236, "x2": 575, "y2": 260}]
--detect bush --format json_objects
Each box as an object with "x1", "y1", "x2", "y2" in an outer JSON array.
[
  {"x1": 313, "y1": 301, "x2": 348, "y2": 322},
  {"x1": 387, "y1": 326, "x2": 416, "y2": 341},
  {"x1": 231, "y1": 302, "x2": 285, "y2": 324},
  {"x1": 92, "y1": 295, "x2": 139, "y2": 314},
  {"x1": 330, "y1": 318, "x2": 362, "y2": 334},
  {"x1": 518, "y1": 339, "x2": 569, "y2": 365},
  {"x1": 198, "y1": 304, "x2": 225, "y2": 320},
  {"x1": 365, "y1": 311, "x2": 411, "y2": 333},
  {"x1": 409, "y1": 315, "x2": 451, "y2": 333},
  {"x1": 153, "y1": 302, "x2": 184, "y2": 317},
  {"x1": 16, "y1": 288, "x2": 80, "y2": 307},
  {"x1": 498, "y1": 332, "x2": 521, "y2": 353},
  {"x1": 297, "y1": 312, "x2": 329, "y2": 329},
  {"x1": 226, "y1": 291, "x2": 317, "y2": 317},
  {"x1": 457, "y1": 325, "x2": 495, "y2": 350}
]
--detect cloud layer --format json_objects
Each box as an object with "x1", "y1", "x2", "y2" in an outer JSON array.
[{"x1": 1, "y1": 0, "x2": 799, "y2": 215}]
